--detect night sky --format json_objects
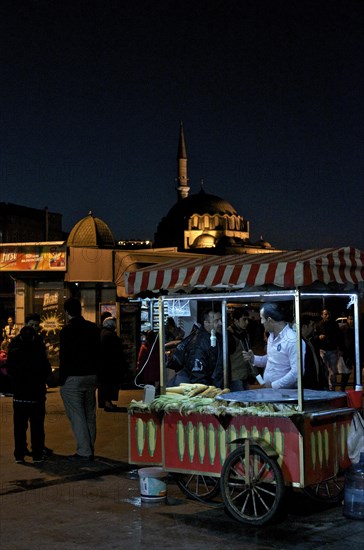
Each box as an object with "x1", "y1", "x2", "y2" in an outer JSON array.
[{"x1": 2, "y1": 0, "x2": 363, "y2": 250}]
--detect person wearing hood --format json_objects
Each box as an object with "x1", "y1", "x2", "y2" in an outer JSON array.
[{"x1": 98, "y1": 317, "x2": 125, "y2": 411}]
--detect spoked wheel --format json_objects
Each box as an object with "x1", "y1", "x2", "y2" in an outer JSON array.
[
  {"x1": 220, "y1": 443, "x2": 285, "y2": 526},
  {"x1": 304, "y1": 473, "x2": 345, "y2": 504},
  {"x1": 175, "y1": 473, "x2": 221, "y2": 502}
]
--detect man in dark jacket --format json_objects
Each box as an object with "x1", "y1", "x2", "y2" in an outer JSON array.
[
  {"x1": 301, "y1": 315, "x2": 327, "y2": 390},
  {"x1": 7, "y1": 325, "x2": 52, "y2": 463},
  {"x1": 314, "y1": 309, "x2": 344, "y2": 391},
  {"x1": 59, "y1": 298, "x2": 100, "y2": 461},
  {"x1": 170, "y1": 308, "x2": 224, "y2": 388},
  {"x1": 227, "y1": 307, "x2": 255, "y2": 390}
]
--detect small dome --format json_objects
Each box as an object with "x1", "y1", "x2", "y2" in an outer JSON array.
[
  {"x1": 67, "y1": 212, "x2": 115, "y2": 248},
  {"x1": 191, "y1": 233, "x2": 216, "y2": 248}
]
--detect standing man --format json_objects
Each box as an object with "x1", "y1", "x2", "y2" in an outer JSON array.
[
  {"x1": 314, "y1": 309, "x2": 343, "y2": 391},
  {"x1": 7, "y1": 325, "x2": 52, "y2": 463},
  {"x1": 340, "y1": 313, "x2": 355, "y2": 391},
  {"x1": 243, "y1": 302, "x2": 306, "y2": 390},
  {"x1": 2, "y1": 316, "x2": 19, "y2": 345},
  {"x1": 301, "y1": 315, "x2": 326, "y2": 390},
  {"x1": 170, "y1": 308, "x2": 224, "y2": 388},
  {"x1": 59, "y1": 298, "x2": 100, "y2": 461},
  {"x1": 22, "y1": 313, "x2": 54, "y2": 457},
  {"x1": 227, "y1": 308, "x2": 255, "y2": 390}
]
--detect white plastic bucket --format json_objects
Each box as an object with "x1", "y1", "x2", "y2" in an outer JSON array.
[{"x1": 138, "y1": 467, "x2": 167, "y2": 502}]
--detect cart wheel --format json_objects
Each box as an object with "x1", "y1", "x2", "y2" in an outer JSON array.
[
  {"x1": 174, "y1": 473, "x2": 220, "y2": 502},
  {"x1": 304, "y1": 473, "x2": 344, "y2": 504},
  {"x1": 220, "y1": 443, "x2": 285, "y2": 526}
]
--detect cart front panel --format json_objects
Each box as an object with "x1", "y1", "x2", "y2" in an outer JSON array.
[
  {"x1": 303, "y1": 411, "x2": 353, "y2": 485},
  {"x1": 162, "y1": 412, "x2": 302, "y2": 483},
  {"x1": 128, "y1": 412, "x2": 163, "y2": 465}
]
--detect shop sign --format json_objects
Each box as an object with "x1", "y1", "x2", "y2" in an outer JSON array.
[{"x1": 0, "y1": 244, "x2": 66, "y2": 271}]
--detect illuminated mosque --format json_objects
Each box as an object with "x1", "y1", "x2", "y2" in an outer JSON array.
[{"x1": 154, "y1": 123, "x2": 278, "y2": 255}]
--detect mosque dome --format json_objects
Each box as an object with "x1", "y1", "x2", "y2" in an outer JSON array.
[
  {"x1": 166, "y1": 190, "x2": 237, "y2": 218},
  {"x1": 67, "y1": 212, "x2": 115, "y2": 248},
  {"x1": 154, "y1": 189, "x2": 245, "y2": 250}
]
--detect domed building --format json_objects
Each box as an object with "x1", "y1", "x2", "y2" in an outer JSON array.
[
  {"x1": 67, "y1": 211, "x2": 115, "y2": 248},
  {"x1": 154, "y1": 124, "x2": 278, "y2": 254}
]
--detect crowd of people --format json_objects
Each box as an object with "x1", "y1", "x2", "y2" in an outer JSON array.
[
  {"x1": 1, "y1": 301, "x2": 127, "y2": 464},
  {"x1": 166, "y1": 303, "x2": 356, "y2": 393},
  {"x1": 0, "y1": 299, "x2": 358, "y2": 465}
]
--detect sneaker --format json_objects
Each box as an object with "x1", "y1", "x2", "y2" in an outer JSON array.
[
  {"x1": 67, "y1": 453, "x2": 94, "y2": 462},
  {"x1": 15, "y1": 458, "x2": 25, "y2": 464},
  {"x1": 32, "y1": 456, "x2": 45, "y2": 463}
]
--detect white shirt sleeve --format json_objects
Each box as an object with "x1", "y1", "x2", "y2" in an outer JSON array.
[{"x1": 253, "y1": 354, "x2": 267, "y2": 368}]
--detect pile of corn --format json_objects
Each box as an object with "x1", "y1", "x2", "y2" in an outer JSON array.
[
  {"x1": 166, "y1": 383, "x2": 231, "y2": 399},
  {"x1": 128, "y1": 383, "x2": 301, "y2": 416}
]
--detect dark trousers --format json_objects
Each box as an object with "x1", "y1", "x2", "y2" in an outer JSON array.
[
  {"x1": 97, "y1": 383, "x2": 119, "y2": 408},
  {"x1": 13, "y1": 401, "x2": 45, "y2": 460}
]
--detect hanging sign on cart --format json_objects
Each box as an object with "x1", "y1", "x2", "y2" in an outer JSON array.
[{"x1": 167, "y1": 299, "x2": 191, "y2": 317}]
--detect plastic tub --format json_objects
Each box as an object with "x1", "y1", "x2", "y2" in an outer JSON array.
[{"x1": 138, "y1": 467, "x2": 167, "y2": 502}]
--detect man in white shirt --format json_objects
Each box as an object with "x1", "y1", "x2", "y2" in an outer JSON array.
[{"x1": 243, "y1": 302, "x2": 305, "y2": 390}]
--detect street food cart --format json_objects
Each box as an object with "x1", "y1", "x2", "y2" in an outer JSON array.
[{"x1": 126, "y1": 248, "x2": 363, "y2": 525}]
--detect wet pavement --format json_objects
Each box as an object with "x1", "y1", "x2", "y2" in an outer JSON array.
[{"x1": 0, "y1": 389, "x2": 363, "y2": 549}]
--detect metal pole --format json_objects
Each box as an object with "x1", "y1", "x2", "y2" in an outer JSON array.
[
  {"x1": 352, "y1": 294, "x2": 362, "y2": 388},
  {"x1": 294, "y1": 289, "x2": 304, "y2": 412},
  {"x1": 159, "y1": 297, "x2": 166, "y2": 394},
  {"x1": 221, "y1": 299, "x2": 228, "y2": 389}
]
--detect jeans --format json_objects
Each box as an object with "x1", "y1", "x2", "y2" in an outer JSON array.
[
  {"x1": 60, "y1": 375, "x2": 97, "y2": 456},
  {"x1": 320, "y1": 349, "x2": 338, "y2": 391}
]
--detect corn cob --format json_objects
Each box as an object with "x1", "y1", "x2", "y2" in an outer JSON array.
[
  {"x1": 147, "y1": 418, "x2": 157, "y2": 457},
  {"x1": 199, "y1": 385, "x2": 216, "y2": 397},
  {"x1": 218, "y1": 388, "x2": 231, "y2": 395},
  {"x1": 187, "y1": 385, "x2": 209, "y2": 397},
  {"x1": 166, "y1": 386, "x2": 187, "y2": 394}
]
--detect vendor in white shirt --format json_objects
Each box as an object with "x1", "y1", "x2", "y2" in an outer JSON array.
[{"x1": 243, "y1": 302, "x2": 305, "y2": 390}]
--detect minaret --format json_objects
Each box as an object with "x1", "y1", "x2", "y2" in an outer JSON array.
[{"x1": 176, "y1": 121, "x2": 190, "y2": 200}]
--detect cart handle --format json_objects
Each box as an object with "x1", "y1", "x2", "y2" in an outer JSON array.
[{"x1": 308, "y1": 407, "x2": 356, "y2": 421}]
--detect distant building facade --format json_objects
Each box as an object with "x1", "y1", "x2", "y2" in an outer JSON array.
[
  {"x1": 0, "y1": 203, "x2": 66, "y2": 322},
  {"x1": 0, "y1": 202, "x2": 65, "y2": 243}
]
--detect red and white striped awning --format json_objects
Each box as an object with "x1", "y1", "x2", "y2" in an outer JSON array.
[{"x1": 124, "y1": 247, "x2": 364, "y2": 296}]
